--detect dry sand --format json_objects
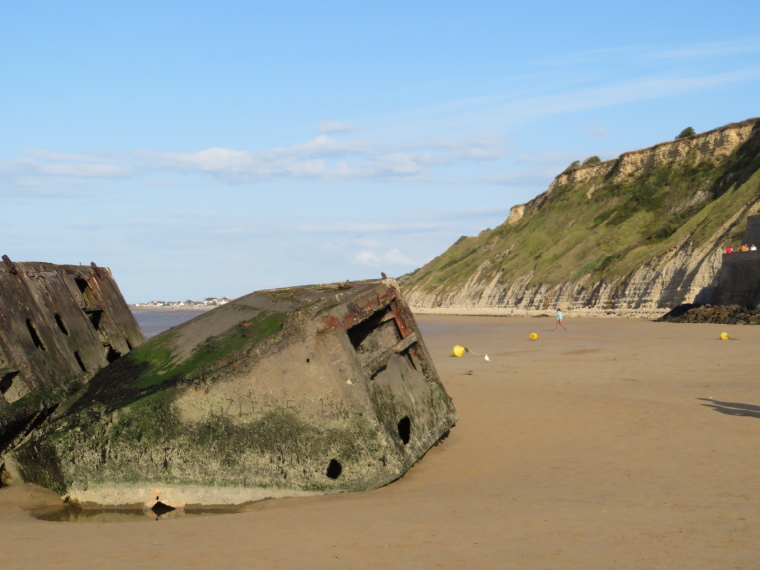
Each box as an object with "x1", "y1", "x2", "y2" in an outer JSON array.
[{"x1": 2, "y1": 315, "x2": 759, "y2": 569}]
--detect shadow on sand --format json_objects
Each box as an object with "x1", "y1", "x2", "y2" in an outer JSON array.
[{"x1": 697, "y1": 398, "x2": 760, "y2": 419}]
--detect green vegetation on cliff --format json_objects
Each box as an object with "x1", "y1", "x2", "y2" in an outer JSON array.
[{"x1": 403, "y1": 119, "x2": 760, "y2": 298}]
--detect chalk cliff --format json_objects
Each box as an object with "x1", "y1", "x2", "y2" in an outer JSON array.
[{"x1": 403, "y1": 118, "x2": 760, "y2": 316}]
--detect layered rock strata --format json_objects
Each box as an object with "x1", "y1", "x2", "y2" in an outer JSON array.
[
  {"x1": 404, "y1": 118, "x2": 760, "y2": 316},
  {"x1": 407, "y1": 241, "x2": 723, "y2": 316}
]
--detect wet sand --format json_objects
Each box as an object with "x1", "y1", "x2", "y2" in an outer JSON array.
[{"x1": 2, "y1": 315, "x2": 759, "y2": 568}]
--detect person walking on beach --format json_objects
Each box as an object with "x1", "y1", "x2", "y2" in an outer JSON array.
[{"x1": 555, "y1": 308, "x2": 567, "y2": 331}]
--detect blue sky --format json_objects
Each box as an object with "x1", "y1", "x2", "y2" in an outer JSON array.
[{"x1": 2, "y1": 1, "x2": 759, "y2": 303}]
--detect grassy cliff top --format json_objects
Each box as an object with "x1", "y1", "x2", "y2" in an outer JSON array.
[{"x1": 404, "y1": 119, "x2": 760, "y2": 295}]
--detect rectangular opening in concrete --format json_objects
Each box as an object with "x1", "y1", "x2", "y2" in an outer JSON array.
[
  {"x1": 104, "y1": 344, "x2": 122, "y2": 363},
  {"x1": 0, "y1": 371, "x2": 19, "y2": 395},
  {"x1": 0, "y1": 370, "x2": 28, "y2": 404},
  {"x1": 73, "y1": 351, "x2": 87, "y2": 372},
  {"x1": 26, "y1": 319, "x2": 46, "y2": 351},
  {"x1": 74, "y1": 277, "x2": 95, "y2": 306},
  {"x1": 85, "y1": 309, "x2": 104, "y2": 331},
  {"x1": 401, "y1": 342, "x2": 434, "y2": 381},
  {"x1": 75, "y1": 277, "x2": 89, "y2": 295},
  {"x1": 347, "y1": 304, "x2": 401, "y2": 365},
  {"x1": 55, "y1": 313, "x2": 69, "y2": 336}
]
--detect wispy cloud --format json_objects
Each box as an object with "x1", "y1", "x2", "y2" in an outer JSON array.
[
  {"x1": 360, "y1": 40, "x2": 760, "y2": 137},
  {"x1": 317, "y1": 121, "x2": 358, "y2": 133},
  {"x1": 584, "y1": 128, "x2": 609, "y2": 138},
  {"x1": 3, "y1": 40, "x2": 760, "y2": 197},
  {"x1": 512, "y1": 69, "x2": 760, "y2": 118},
  {"x1": 0, "y1": 135, "x2": 508, "y2": 188},
  {"x1": 647, "y1": 39, "x2": 760, "y2": 60},
  {"x1": 354, "y1": 248, "x2": 419, "y2": 267},
  {"x1": 0, "y1": 150, "x2": 132, "y2": 178},
  {"x1": 450, "y1": 68, "x2": 760, "y2": 130}
]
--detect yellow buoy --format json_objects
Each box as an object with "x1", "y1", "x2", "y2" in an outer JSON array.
[
  {"x1": 450, "y1": 345, "x2": 466, "y2": 357},
  {"x1": 720, "y1": 332, "x2": 729, "y2": 340},
  {"x1": 529, "y1": 332, "x2": 538, "y2": 341}
]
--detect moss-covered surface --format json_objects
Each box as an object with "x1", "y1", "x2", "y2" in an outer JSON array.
[
  {"x1": 4, "y1": 280, "x2": 457, "y2": 506},
  {"x1": 12, "y1": 391, "x2": 391, "y2": 496},
  {"x1": 60, "y1": 310, "x2": 285, "y2": 417},
  {"x1": 404, "y1": 121, "x2": 760, "y2": 297},
  {"x1": 130, "y1": 312, "x2": 284, "y2": 389}
]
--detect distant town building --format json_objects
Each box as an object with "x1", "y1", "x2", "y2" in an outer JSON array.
[{"x1": 132, "y1": 297, "x2": 232, "y2": 308}]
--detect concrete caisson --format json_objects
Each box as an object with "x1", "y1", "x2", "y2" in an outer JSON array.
[
  {"x1": 0, "y1": 257, "x2": 144, "y2": 453},
  {"x1": 1, "y1": 278, "x2": 457, "y2": 509}
]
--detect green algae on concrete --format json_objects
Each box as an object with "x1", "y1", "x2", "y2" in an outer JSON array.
[{"x1": 1, "y1": 279, "x2": 457, "y2": 509}]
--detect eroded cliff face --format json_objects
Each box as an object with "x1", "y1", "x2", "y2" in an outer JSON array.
[
  {"x1": 508, "y1": 119, "x2": 758, "y2": 225},
  {"x1": 407, "y1": 238, "x2": 724, "y2": 316},
  {"x1": 405, "y1": 118, "x2": 760, "y2": 316}
]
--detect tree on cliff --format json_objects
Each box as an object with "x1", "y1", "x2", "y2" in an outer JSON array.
[
  {"x1": 676, "y1": 127, "x2": 696, "y2": 139},
  {"x1": 582, "y1": 156, "x2": 601, "y2": 165}
]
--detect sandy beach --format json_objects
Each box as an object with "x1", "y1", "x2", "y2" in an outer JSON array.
[{"x1": 2, "y1": 315, "x2": 759, "y2": 568}]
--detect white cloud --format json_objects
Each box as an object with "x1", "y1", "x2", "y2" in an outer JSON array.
[
  {"x1": 317, "y1": 121, "x2": 358, "y2": 133},
  {"x1": 150, "y1": 135, "x2": 507, "y2": 182},
  {"x1": 4, "y1": 41, "x2": 759, "y2": 196},
  {"x1": 0, "y1": 153, "x2": 131, "y2": 178},
  {"x1": 354, "y1": 248, "x2": 418, "y2": 267}
]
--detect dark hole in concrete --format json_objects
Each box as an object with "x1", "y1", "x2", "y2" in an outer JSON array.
[
  {"x1": 401, "y1": 344, "x2": 419, "y2": 371},
  {"x1": 402, "y1": 342, "x2": 433, "y2": 380},
  {"x1": 398, "y1": 416, "x2": 411, "y2": 445},
  {"x1": 55, "y1": 313, "x2": 69, "y2": 335},
  {"x1": 86, "y1": 309, "x2": 104, "y2": 330},
  {"x1": 74, "y1": 351, "x2": 87, "y2": 372},
  {"x1": 326, "y1": 458, "x2": 342, "y2": 479},
  {"x1": 369, "y1": 364, "x2": 387, "y2": 381},
  {"x1": 347, "y1": 305, "x2": 398, "y2": 349},
  {"x1": 75, "y1": 277, "x2": 89, "y2": 294},
  {"x1": 151, "y1": 501, "x2": 176, "y2": 516},
  {"x1": 306, "y1": 358, "x2": 310, "y2": 363},
  {"x1": 104, "y1": 345, "x2": 121, "y2": 363},
  {"x1": 0, "y1": 371, "x2": 20, "y2": 395},
  {"x1": 26, "y1": 319, "x2": 46, "y2": 351}
]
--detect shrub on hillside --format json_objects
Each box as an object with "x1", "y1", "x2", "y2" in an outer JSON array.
[{"x1": 676, "y1": 127, "x2": 696, "y2": 139}]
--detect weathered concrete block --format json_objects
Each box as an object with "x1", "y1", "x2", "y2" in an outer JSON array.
[
  {"x1": 1, "y1": 279, "x2": 457, "y2": 509},
  {"x1": 0, "y1": 258, "x2": 144, "y2": 453},
  {"x1": 741, "y1": 214, "x2": 760, "y2": 249},
  {"x1": 712, "y1": 215, "x2": 760, "y2": 307},
  {"x1": 712, "y1": 250, "x2": 760, "y2": 306}
]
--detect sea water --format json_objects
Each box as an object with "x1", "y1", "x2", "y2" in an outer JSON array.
[{"x1": 131, "y1": 309, "x2": 207, "y2": 338}]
